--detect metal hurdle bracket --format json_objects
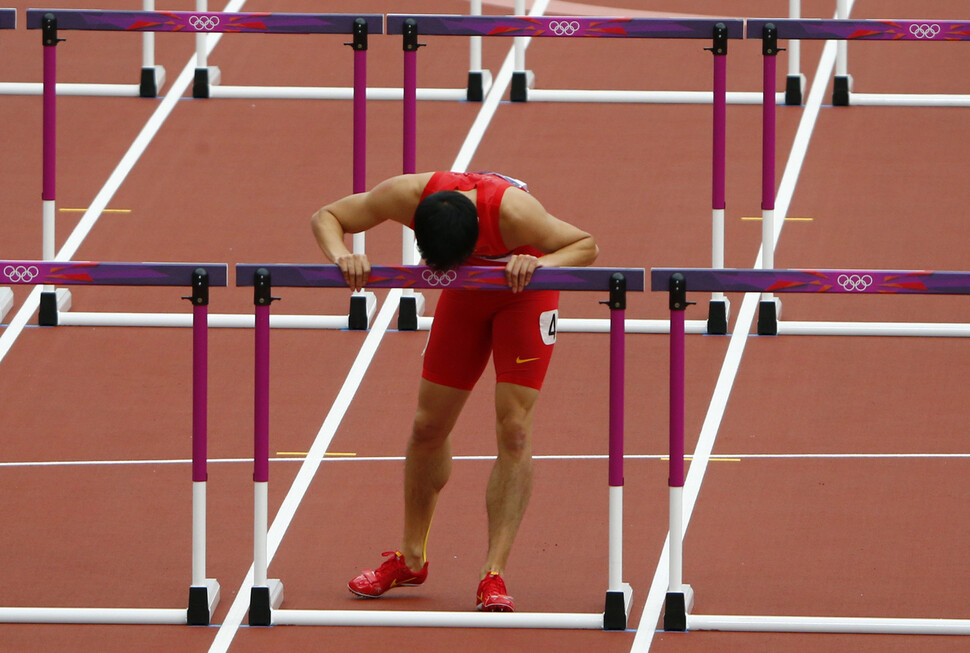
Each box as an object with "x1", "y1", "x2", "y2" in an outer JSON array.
[
  {"x1": 235, "y1": 264, "x2": 642, "y2": 629},
  {"x1": 0, "y1": 261, "x2": 227, "y2": 626},
  {"x1": 652, "y1": 266, "x2": 970, "y2": 637}
]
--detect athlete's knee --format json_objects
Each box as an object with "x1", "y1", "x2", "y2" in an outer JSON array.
[
  {"x1": 495, "y1": 414, "x2": 532, "y2": 457},
  {"x1": 410, "y1": 409, "x2": 453, "y2": 448}
]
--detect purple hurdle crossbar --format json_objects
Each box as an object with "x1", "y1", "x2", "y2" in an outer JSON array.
[
  {"x1": 747, "y1": 19, "x2": 970, "y2": 41},
  {"x1": 651, "y1": 268, "x2": 970, "y2": 296},
  {"x1": 652, "y1": 266, "x2": 970, "y2": 631},
  {"x1": 386, "y1": 15, "x2": 743, "y2": 39},
  {"x1": 25, "y1": 10, "x2": 382, "y2": 34},
  {"x1": 0, "y1": 261, "x2": 227, "y2": 624},
  {"x1": 238, "y1": 264, "x2": 643, "y2": 629}
]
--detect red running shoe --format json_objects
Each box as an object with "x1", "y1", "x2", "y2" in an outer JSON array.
[
  {"x1": 476, "y1": 572, "x2": 515, "y2": 612},
  {"x1": 348, "y1": 551, "x2": 428, "y2": 598}
]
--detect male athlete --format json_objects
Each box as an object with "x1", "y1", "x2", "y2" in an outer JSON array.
[{"x1": 311, "y1": 171, "x2": 598, "y2": 612}]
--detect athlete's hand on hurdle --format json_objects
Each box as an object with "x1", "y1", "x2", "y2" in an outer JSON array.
[
  {"x1": 335, "y1": 253, "x2": 371, "y2": 292},
  {"x1": 505, "y1": 254, "x2": 542, "y2": 293}
]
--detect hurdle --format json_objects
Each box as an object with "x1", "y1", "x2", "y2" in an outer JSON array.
[
  {"x1": 749, "y1": 16, "x2": 970, "y2": 336},
  {"x1": 194, "y1": 1, "x2": 490, "y2": 101},
  {"x1": 828, "y1": 2, "x2": 970, "y2": 107},
  {"x1": 386, "y1": 14, "x2": 743, "y2": 336},
  {"x1": 654, "y1": 266, "x2": 970, "y2": 636},
  {"x1": 235, "y1": 263, "x2": 642, "y2": 629},
  {"x1": 0, "y1": 260, "x2": 226, "y2": 625},
  {"x1": 0, "y1": 2, "x2": 167, "y2": 97},
  {"x1": 464, "y1": 0, "x2": 803, "y2": 105},
  {"x1": 25, "y1": 9, "x2": 382, "y2": 331}
]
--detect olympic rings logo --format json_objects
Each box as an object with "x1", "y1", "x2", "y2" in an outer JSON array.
[
  {"x1": 188, "y1": 14, "x2": 221, "y2": 31},
  {"x1": 3, "y1": 265, "x2": 40, "y2": 283},
  {"x1": 837, "y1": 274, "x2": 873, "y2": 292},
  {"x1": 909, "y1": 23, "x2": 941, "y2": 39},
  {"x1": 549, "y1": 20, "x2": 582, "y2": 36},
  {"x1": 421, "y1": 269, "x2": 458, "y2": 287}
]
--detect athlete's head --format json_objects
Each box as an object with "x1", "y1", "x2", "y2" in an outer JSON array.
[{"x1": 413, "y1": 190, "x2": 479, "y2": 271}]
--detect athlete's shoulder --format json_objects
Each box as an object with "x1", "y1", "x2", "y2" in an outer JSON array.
[{"x1": 367, "y1": 173, "x2": 436, "y2": 225}]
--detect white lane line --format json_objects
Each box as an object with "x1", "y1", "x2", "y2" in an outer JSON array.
[
  {"x1": 628, "y1": 3, "x2": 852, "y2": 649},
  {"x1": 2, "y1": 452, "x2": 966, "y2": 469}
]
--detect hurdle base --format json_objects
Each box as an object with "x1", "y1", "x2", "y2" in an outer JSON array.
[
  {"x1": 833, "y1": 74, "x2": 853, "y2": 107},
  {"x1": 0, "y1": 287, "x2": 12, "y2": 323},
  {"x1": 467, "y1": 70, "x2": 493, "y2": 102},
  {"x1": 249, "y1": 579, "x2": 284, "y2": 627},
  {"x1": 662, "y1": 585, "x2": 695, "y2": 632},
  {"x1": 757, "y1": 298, "x2": 781, "y2": 336},
  {"x1": 139, "y1": 65, "x2": 166, "y2": 98},
  {"x1": 603, "y1": 582, "x2": 634, "y2": 630},
  {"x1": 785, "y1": 73, "x2": 805, "y2": 106},
  {"x1": 186, "y1": 579, "x2": 220, "y2": 626},
  {"x1": 193, "y1": 66, "x2": 222, "y2": 99},
  {"x1": 706, "y1": 297, "x2": 730, "y2": 335},
  {"x1": 38, "y1": 288, "x2": 72, "y2": 326},
  {"x1": 510, "y1": 70, "x2": 535, "y2": 102},
  {"x1": 348, "y1": 291, "x2": 377, "y2": 330},
  {"x1": 397, "y1": 292, "x2": 426, "y2": 331}
]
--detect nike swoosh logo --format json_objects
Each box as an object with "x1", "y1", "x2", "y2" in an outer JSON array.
[{"x1": 516, "y1": 356, "x2": 540, "y2": 364}]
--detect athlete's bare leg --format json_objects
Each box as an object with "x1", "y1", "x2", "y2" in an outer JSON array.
[
  {"x1": 400, "y1": 378, "x2": 471, "y2": 573},
  {"x1": 481, "y1": 381, "x2": 539, "y2": 577}
]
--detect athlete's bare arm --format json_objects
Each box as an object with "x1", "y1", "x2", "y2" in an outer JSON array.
[
  {"x1": 311, "y1": 173, "x2": 433, "y2": 291},
  {"x1": 498, "y1": 188, "x2": 599, "y2": 293}
]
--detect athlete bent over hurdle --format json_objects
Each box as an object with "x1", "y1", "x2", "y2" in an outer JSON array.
[{"x1": 311, "y1": 171, "x2": 598, "y2": 612}]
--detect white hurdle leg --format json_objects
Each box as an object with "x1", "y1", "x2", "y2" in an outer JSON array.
[
  {"x1": 192, "y1": 0, "x2": 221, "y2": 98},
  {"x1": 250, "y1": 482, "x2": 284, "y2": 626},
  {"x1": 187, "y1": 481, "x2": 220, "y2": 624},
  {"x1": 785, "y1": 0, "x2": 806, "y2": 104},
  {"x1": 510, "y1": 0, "x2": 534, "y2": 100},
  {"x1": 833, "y1": 0, "x2": 852, "y2": 104},
  {"x1": 139, "y1": 0, "x2": 165, "y2": 96},
  {"x1": 467, "y1": 0, "x2": 492, "y2": 99}
]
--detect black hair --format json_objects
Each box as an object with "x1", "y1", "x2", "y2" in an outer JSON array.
[{"x1": 413, "y1": 190, "x2": 479, "y2": 271}]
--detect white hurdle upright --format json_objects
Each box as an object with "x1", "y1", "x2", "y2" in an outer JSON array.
[
  {"x1": 0, "y1": 261, "x2": 226, "y2": 625},
  {"x1": 237, "y1": 264, "x2": 641, "y2": 630}
]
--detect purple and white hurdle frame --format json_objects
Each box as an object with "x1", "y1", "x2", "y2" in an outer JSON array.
[
  {"x1": 654, "y1": 266, "x2": 970, "y2": 636},
  {"x1": 0, "y1": 261, "x2": 227, "y2": 625},
  {"x1": 25, "y1": 10, "x2": 381, "y2": 331},
  {"x1": 235, "y1": 263, "x2": 643, "y2": 630},
  {"x1": 386, "y1": 14, "x2": 742, "y2": 335},
  {"x1": 747, "y1": 18, "x2": 970, "y2": 335}
]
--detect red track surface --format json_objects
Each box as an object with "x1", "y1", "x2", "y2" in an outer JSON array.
[{"x1": 2, "y1": 0, "x2": 969, "y2": 651}]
